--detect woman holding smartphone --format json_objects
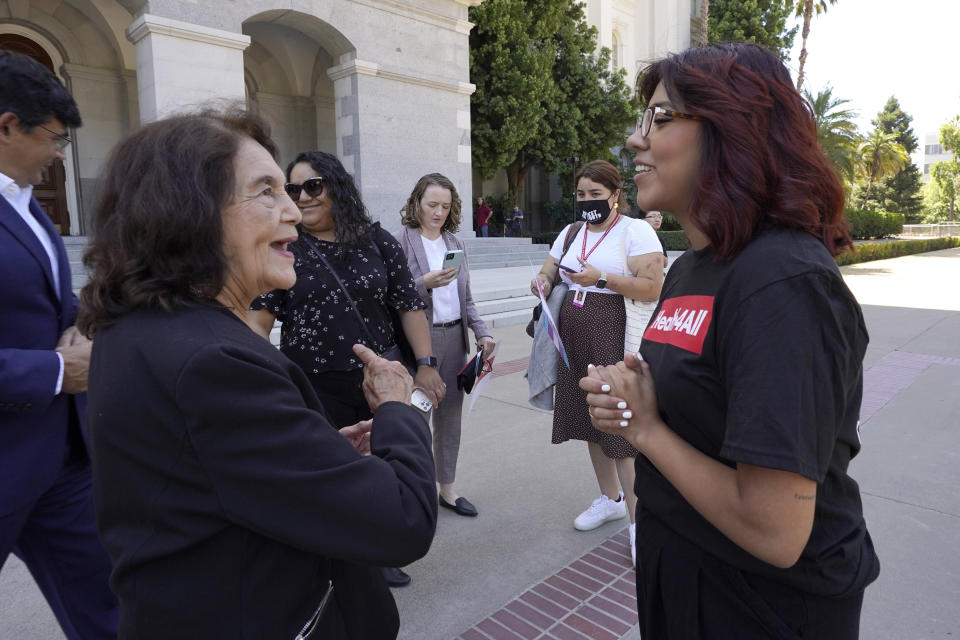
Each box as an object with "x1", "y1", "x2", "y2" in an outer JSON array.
[
  {"x1": 530, "y1": 160, "x2": 664, "y2": 563},
  {"x1": 395, "y1": 173, "x2": 495, "y2": 518}
]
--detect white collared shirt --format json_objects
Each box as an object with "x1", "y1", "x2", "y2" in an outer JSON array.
[
  {"x1": 1, "y1": 171, "x2": 65, "y2": 393},
  {"x1": 420, "y1": 233, "x2": 461, "y2": 324}
]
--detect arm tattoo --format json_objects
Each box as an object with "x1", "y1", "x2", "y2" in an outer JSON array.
[{"x1": 794, "y1": 493, "x2": 815, "y2": 501}]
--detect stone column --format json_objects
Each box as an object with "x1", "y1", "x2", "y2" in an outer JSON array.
[
  {"x1": 327, "y1": 57, "x2": 476, "y2": 233},
  {"x1": 126, "y1": 14, "x2": 250, "y2": 122}
]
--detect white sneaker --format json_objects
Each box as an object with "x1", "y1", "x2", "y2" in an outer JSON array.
[
  {"x1": 629, "y1": 522, "x2": 637, "y2": 567},
  {"x1": 573, "y1": 492, "x2": 627, "y2": 531}
]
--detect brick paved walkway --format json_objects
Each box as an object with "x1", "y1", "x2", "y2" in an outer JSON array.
[
  {"x1": 457, "y1": 528, "x2": 637, "y2": 640},
  {"x1": 462, "y1": 346, "x2": 960, "y2": 640}
]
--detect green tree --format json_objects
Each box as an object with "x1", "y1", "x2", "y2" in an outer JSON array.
[
  {"x1": 804, "y1": 84, "x2": 860, "y2": 189},
  {"x1": 708, "y1": 0, "x2": 798, "y2": 59},
  {"x1": 922, "y1": 173, "x2": 953, "y2": 222},
  {"x1": 931, "y1": 116, "x2": 960, "y2": 222},
  {"x1": 872, "y1": 96, "x2": 923, "y2": 216},
  {"x1": 794, "y1": 0, "x2": 838, "y2": 92},
  {"x1": 469, "y1": 0, "x2": 635, "y2": 199},
  {"x1": 855, "y1": 127, "x2": 910, "y2": 206}
]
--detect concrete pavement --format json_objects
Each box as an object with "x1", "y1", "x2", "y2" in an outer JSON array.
[{"x1": 2, "y1": 247, "x2": 958, "y2": 639}]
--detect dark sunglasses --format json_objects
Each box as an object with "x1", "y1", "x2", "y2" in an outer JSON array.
[{"x1": 284, "y1": 176, "x2": 324, "y2": 200}]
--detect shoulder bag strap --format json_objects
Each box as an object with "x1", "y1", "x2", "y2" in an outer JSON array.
[
  {"x1": 300, "y1": 233, "x2": 380, "y2": 347},
  {"x1": 552, "y1": 221, "x2": 585, "y2": 286}
]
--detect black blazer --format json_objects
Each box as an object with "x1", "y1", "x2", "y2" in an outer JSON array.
[{"x1": 87, "y1": 305, "x2": 437, "y2": 639}]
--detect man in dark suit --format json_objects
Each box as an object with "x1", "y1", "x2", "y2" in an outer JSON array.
[{"x1": 0, "y1": 49, "x2": 117, "y2": 639}]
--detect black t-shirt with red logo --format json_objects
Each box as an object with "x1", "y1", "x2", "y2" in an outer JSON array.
[{"x1": 638, "y1": 227, "x2": 880, "y2": 597}]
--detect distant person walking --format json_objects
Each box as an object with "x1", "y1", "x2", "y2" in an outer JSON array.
[
  {"x1": 475, "y1": 196, "x2": 491, "y2": 237},
  {"x1": 642, "y1": 210, "x2": 668, "y2": 268},
  {"x1": 509, "y1": 204, "x2": 524, "y2": 237}
]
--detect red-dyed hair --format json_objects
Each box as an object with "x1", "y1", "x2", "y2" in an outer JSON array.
[{"x1": 639, "y1": 43, "x2": 852, "y2": 259}]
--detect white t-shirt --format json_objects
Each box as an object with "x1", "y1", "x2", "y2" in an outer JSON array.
[
  {"x1": 548, "y1": 216, "x2": 661, "y2": 294},
  {"x1": 420, "y1": 234, "x2": 461, "y2": 323}
]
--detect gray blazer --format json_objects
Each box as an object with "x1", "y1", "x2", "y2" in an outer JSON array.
[{"x1": 393, "y1": 226, "x2": 490, "y2": 348}]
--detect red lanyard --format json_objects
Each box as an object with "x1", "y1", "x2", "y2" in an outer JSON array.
[{"x1": 579, "y1": 212, "x2": 621, "y2": 262}]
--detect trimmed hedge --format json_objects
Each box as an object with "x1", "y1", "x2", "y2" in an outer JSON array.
[
  {"x1": 659, "y1": 230, "x2": 690, "y2": 251},
  {"x1": 835, "y1": 237, "x2": 960, "y2": 266},
  {"x1": 844, "y1": 209, "x2": 903, "y2": 240}
]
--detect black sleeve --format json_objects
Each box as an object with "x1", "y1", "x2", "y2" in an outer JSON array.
[
  {"x1": 719, "y1": 272, "x2": 865, "y2": 482},
  {"x1": 175, "y1": 343, "x2": 438, "y2": 566},
  {"x1": 373, "y1": 226, "x2": 426, "y2": 312},
  {"x1": 249, "y1": 289, "x2": 288, "y2": 321}
]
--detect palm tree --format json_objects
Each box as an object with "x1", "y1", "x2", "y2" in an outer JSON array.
[
  {"x1": 804, "y1": 85, "x2": 860, "y2": 188},
  {"x1": 699, "y1": 0, "x2": 710, "y2": 46},
  {"x1": 795, "y1": 0, "x2": 838, "y2": 92},
  {"x1": 857, "y1": 128, "x2": 910, "y2": 202}
]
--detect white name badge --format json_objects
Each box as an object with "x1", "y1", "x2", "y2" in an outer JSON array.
[{"x1": 572, "y1": 289, "x2": 587, "y2": 308}]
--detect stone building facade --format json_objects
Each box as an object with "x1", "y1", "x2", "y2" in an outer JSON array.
[{"x1": 1, "y1": 0, "x2": 479, "y2": 235}]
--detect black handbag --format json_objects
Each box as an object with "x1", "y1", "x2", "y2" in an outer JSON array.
[
  {"x1": 525, "y1": 222, "x2": 584, "y2": 337},
  {"x1": 300, "y1": 231, "x2": 413, "y2": 371}
]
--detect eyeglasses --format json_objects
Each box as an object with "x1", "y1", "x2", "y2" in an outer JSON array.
[
  {"x1": 637, "y1": 106, "x2": 702, "y2": 138},
  {"x1": 37, "y1": 124, "x2": 71, "y2": 150},
  {"x1": 644, "y1": 213, "x2": 662, "y2": 220},
  {"x1": 284, "y1": 176, "x2": 324, "y2": 200}
]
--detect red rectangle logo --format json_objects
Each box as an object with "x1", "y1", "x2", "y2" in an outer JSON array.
[{"x1": 642, "y1": 295, "x2": 714, "y2": 355}]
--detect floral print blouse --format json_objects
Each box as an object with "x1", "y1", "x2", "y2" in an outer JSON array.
[{"x1": 252, "y1": 223, "x2": 425, "y2": 374}]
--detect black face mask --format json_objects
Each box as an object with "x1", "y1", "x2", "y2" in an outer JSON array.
[{"x1": 578, "y1": 199, "x2": 613, "y2": 225}]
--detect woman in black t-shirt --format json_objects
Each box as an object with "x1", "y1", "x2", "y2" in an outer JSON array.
[{"x1": 580, "y1": 44, "x2": 879, "y2": 639}]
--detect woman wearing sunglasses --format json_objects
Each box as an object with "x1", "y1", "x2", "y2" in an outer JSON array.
[
  {"x1": 581, "y1": 44, "x2": 879, "y2": 638},
  {"x1": 394, "y1": 173, "x2": 496, "y2": 519},
  {"x1": 249, "y1": 152, "x2": 445, "y2": 587}
]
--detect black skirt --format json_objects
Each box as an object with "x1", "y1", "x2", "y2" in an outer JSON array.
[{"x1": 552, "y1": 290, "x2": 639, "y2": 459}]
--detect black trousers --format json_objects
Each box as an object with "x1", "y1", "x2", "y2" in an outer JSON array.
[
  {"x1": 635, "y1": 511, "x2": 864, "y2": 640},
  {"x1": 309, "y1": 369, "x2": 372, "y2": 429}
]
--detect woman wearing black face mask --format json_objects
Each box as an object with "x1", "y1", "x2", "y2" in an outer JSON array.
[{"x1": 529, "y1": 160, "x2": 664, "y2": 562}]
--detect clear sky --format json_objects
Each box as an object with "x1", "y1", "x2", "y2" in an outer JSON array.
[{"x1": 786, "y1": 0, "x2": 958, "y2": 157}]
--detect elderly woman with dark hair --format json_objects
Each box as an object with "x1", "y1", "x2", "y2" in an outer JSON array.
[
  {"x1": 394, "y1": 173, "x2": 495, "y2": 517},
  {"x1": 248, "y1": 151, "x2": 445, "y2": 587},
  {"x1": 581, "y1": 43, "x2": 879, "y2": 639},
  {"x1": 79, "y1": 110, "x2": 438, "y2": 639}
]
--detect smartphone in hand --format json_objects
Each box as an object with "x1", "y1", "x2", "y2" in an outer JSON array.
[
  {"x1": 556, "y1": 262, "x2": 578, "y2": 273},
  {"x1": 442, "y1": 249, "x2": 464, "y2": 271}
]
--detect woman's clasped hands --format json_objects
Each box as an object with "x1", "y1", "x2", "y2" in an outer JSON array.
[{"x1": 578, "y1": 353, "x2": 662, "y2": 448}]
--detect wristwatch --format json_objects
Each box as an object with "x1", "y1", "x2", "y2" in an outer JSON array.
[
  {"x1": 595, "y1": 272, "x2": 608, "y2": 289},
  {"x1": 415, "y1": 356, "x2": 438, "y2": 368}
]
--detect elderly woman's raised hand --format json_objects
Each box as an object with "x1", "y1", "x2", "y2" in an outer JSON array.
[
  {"x1": 578, "y1": 353, "x2": 662, "y2": 449},
  {"x1": 353, "y1": 344, "x2": 414, "y2": 412},
  {"x1": 339, "y1": 420, "x2": 373, "y2": 456}
]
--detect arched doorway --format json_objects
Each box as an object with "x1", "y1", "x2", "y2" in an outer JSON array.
[{"x1": 0, "y1": 34, "x2": 70, "y2": 234}]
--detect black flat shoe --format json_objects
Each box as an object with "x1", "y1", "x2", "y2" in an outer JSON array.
[
  {"x1": 381, "y1": 566, "x2": 411, "y2": 587},
  {"x1": 439, "y1": 495, "x2": 479, "y2": 517}
]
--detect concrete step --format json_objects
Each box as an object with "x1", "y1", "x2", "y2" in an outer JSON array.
[
  {"x1": 471, "y1": 284, "x2": 531, "y2": 303},
  {"x1": 470, "y1": 257, "x2": 549, "y2": 270},
  {"x1": 463, "y1": 241, "x2": 548, "y2": 253},
  {"x1": 477, "y1": 308, "x2": 534, "y2": 328},
  {"x1": 474, "y1": 294, "x2": 538, "y2": 316}
]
